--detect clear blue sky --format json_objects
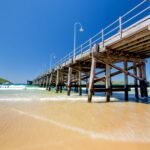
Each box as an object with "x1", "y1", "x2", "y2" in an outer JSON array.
[{"x1": 0, "y1": 0, "x2": 149, "y2": 83}]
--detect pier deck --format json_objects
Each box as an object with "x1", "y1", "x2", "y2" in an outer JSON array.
[{"x1": 33, "y1": 1, "x2": 150, "y2": 102}]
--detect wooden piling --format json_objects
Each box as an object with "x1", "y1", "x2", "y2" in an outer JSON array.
[
  {"x1": 138, "y1": 64, "x2": 144, "y2": 97},
  {"x1": 88, "y1": 57, "x2": 96, "y2": 102},
  {"x1": 79, "y1": 70, "x2": 82, "y2": 96},
  {"x1": 124, "y1": 61, "x2": 129, "y2": 101},
  {"x1": 48, "y1": 73, "x2": 53, "y2": 91},
  {"x1": 106, "y1": 64, "x2": 111, "y2": 102},
  {"x1": 60, "y1": 71, "x2": 63, "y2": 93},
  {"x1": 67, "y1": 67, "x2": 72, "y2": 96},
  {"x1": 56, "y1": 69, "x2": 60, "y2": 93},
  {"x1": 133, "y1": 62, "x2": 139, "y2": 99},
  {"x1": 141, "y1": 62, "x2": 148, "y2": 97}
]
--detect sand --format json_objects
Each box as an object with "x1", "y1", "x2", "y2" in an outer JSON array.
[{"x1": 0, "y1": 96, "x2": 150, "y2": 150}]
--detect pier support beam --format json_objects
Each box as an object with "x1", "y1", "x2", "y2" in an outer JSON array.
[
  {"x1": 79, "y1": 70, "x2": 82, "y2": 96},
  {"x1": 67, "y1": 67, "x2": 72, "y2": 96},
  {"x1": 88, "y1": 57, "x2": 96, "y2": 102},
  {"x1": 124, "y1": 61, "x2": 129, "y2": 101},
  {"x1": 49, "y1": 73, "x2": 53, "y2": 91},
  {"x1": 86, "y1": 73, "x2": 89, "y2": 94},
  {"x1": 141, "y1": 62, "x2": 148, "y2": 97},
  {"x1": 133, "y1": 62, "x2": 139, "y2": 99},
  {"x1": 56, "y1": 69, "x2": 60, "y2": 93},
  {"x1": 46, "y1": 75, "x2": 49, "y2": 90},
  {"x1": 60, "y1": 71, "x2": 63, "y2": 93},
  {"x1": 138, "y1": 63, "x2": 145, "y2": 97},
  {"x1": 106, "y1": 64, "x2": 111, "y2": 102}
]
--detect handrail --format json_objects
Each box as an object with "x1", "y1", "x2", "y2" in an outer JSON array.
[{"x1": 34, "y1": 0, "x2": 150, "y2": 80}]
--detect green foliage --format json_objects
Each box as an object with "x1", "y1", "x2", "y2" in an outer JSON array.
[{"x1": 0, "y1": 77, "x2": 10, "y2": 84}]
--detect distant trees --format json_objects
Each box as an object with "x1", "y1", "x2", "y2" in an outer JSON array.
[{"x1": 0, "y1": 77, "x2": 10, "y2": 84}]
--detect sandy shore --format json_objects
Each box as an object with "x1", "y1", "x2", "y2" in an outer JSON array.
[{"x1": 0, "y1": 95, "x2": 150, "y2": 150}]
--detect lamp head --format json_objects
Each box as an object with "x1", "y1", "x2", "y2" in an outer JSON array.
[{"x1": 79, "y1": 26, "x2": 84, "y2": 32}]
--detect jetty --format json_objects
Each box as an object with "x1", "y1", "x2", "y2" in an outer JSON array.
[{"x1": 32, "y1": 0, "x2": 150, "y2": 102}]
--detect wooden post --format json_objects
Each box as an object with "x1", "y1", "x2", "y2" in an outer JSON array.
[
  {"x1": 41, "y1": 78, "x2": 44, "y2": 87},
  {"x1": 56, "y1": 69, "x2": 60, "y2": 93},
  {"x1": 124, "y1": 61, "x2": 129, "y2": 101},
  {"x1": 141, "y1": 62, "x2": 148, "y2": 97},
  {"x1": 46, "y1": 75, "x2": 49, "y2": 90},
  {"x1": 76, "y1": 73, "x2": 79, "y2": 93},
  {"x1": 138, "y1": 64, "x2": 144, "y2": 97},
  {"x1": 79, "y1": 70, "x2": 82, "y2": 96},
  {"x1": 106, "y1": 64, "x2": 111, "y2": 102},
  {"x1": 86, "y1": 73, "x2": 88, "y2": 94},
  {"x1": 59, "y1": 71, "x2": 62, "y2": 93},
  {"x1": 88, "y1": 57, "x2": 96, "y2": 102},
  {"x1": 49, "y1": 73, "x2": 53, "y2": 91},
  {"x1": 133, "y1": 62, "x2": 139, "y2": 99},
  {"x1": 88, "y1": 45, "x2": 98, "y2": 102},
  {"x1": 67, "y1": 67, "x2": 72, "y2": 96}
]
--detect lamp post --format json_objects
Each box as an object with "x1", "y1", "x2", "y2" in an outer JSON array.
[
  {"x1": 74, "y1": 22, "x2": 84, "y2": 59},
  {"x1": 50, "y1": 54, "x2": 56, "y2": 71}
]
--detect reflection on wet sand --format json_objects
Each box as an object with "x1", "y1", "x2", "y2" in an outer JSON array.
[{"x1": 0, "y1": 90, "x2": 150, "y2": 150}]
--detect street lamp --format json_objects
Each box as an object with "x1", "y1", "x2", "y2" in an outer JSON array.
[
  {"x1": 74, "y1": 22, "x2": 84, "y2": 58},
  {"x1": 50, "y1": 54, "x2": 56, "y2": 71}
]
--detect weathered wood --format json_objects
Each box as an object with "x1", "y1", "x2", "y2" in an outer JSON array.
[
  {"x1": 138, "y1": 64, "x2": 144, "y2": 97},
  {"x1": 106, "y1": 64, "x2": 111, "y2": 102},
  {"x1": 88, "y1": 57, "x2": 96, "y2": 102},
  {"x1": 79, "y1": 70, "x2": 82, "y2": 96},
  {"x1": 48, "y1": 73, "x2": 53, "y2": 91},
  {"x1": 67, "y1": 67, "x2": 72, "y2": 96},
  {"x1": 141, "y1": 62, "x2": 148, "y2": 97},
  {"x1": 46, "y1": 75, "x2": 49, "y2": 89},
  {"x1": 124, "y1": 61, "x2": 128, "y2": 101},
  {"x1": 133, "y1": 62, "x2": 139, "y2": 99},
  {"x1": 94, "y1": 65, "x2": 136, "y2": 83},
  {"x1": 56, "y1": 69, "x2": 60, "y2": 93},
  {"x1": 60, "y1": 71, "x2": 63, "y2": 93},
  {"x1": 95, "y1": 57, "x2": 144, "y2": 81},
  {"x1": 94, "y1": 88, "x2": 131, "y2": 92}
]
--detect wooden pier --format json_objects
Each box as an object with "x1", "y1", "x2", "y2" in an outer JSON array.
[{"x1": 32, "y1": 1, "x2": 150, "y2": 102}]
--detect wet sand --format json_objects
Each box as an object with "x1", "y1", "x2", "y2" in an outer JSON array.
[{"x1": 0, "y1": 90, "x2": 150, "y2": 150}]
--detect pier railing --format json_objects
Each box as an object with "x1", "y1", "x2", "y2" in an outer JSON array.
[{"x1": 38, "y1": 0, "x2": 150, "y2": 79}]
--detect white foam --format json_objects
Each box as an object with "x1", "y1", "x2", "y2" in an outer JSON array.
[
  {"x1": 0, "y1": 98, "x2": 32, "y2": 101},
  {"x1": 11, "y1": 108, "x2": 150, "y2": 143}
]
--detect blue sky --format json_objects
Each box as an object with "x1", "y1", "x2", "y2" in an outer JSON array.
[{"x1": 0, "y1": 0, "x2": 149, "y2": 83}]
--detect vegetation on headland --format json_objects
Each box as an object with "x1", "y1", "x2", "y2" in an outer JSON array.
[{"x1": 0, "y1": 77, "x2": 10, "y2": 84}]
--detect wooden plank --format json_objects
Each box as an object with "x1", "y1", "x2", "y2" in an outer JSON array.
[
  {"x1": 116, "y1": 36, "x2": 150, "y2": 51},
  {"x1": 94, "y1": 88, "x2": 130, "y2": 92},
  {"x1": 121, "y1": 40, "x2": 150, "y2": 52},
  {"x1": 110, "y1": 30, "x2": 150, "y2": 49}
]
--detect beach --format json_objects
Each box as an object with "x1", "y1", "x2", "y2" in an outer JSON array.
[{"x1": 0, "y1": 87, "x2": 150, "y2": 150}]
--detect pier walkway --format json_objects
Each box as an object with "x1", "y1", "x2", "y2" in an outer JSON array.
[{"x1": 32, "y1": 0, "x2": 150, "y2": 102}]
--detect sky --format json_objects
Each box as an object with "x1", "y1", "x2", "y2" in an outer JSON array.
[{"x1": 0, "y1": 0, "x2": 150, "y2": 83}]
